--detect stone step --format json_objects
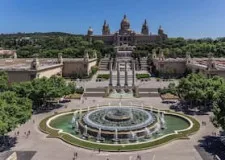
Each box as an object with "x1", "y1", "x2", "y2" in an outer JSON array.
[
  {"x1": 83, "y1": 92, "x2": 105, "y2": 97},
  {"x1": 138, "y1": 92, "x2": 159, "y2": 97}
]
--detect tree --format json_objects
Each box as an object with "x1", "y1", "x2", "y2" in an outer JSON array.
[
  {"x1": 0, "y1": 91, "x2": 32, "y2": 135},
  {"x1": 212, "y1": 87, "x2": 225, "y2": 130},
  {"x1": 0, "y1": 71, "x2": 8, "y2": 92}
]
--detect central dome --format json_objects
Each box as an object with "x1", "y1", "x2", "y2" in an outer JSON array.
[{"x1": 121, "y1": 15, "x2": 130, "y2": 30}]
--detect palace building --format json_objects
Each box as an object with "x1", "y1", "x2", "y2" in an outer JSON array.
[{"x1": 86, "y1": 15, "x2": 168, "y2": 45}]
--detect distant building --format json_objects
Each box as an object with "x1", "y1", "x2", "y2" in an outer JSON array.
[
  {"x1": 0, "y1": 52, "x2": 97, "y2": 83},
  {"x1": 152, "y1": 51, "x2": 225, "y2": 78},
  {"x1": 86, "y1": 15, "x2": 168, "y2": 45}
]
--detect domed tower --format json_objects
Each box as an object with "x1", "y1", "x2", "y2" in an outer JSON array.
[
  {"x1": 102, "y1": 20, "x2": 110, "y2": 35},
  {"x1": 87, "y1": 27, "x2": 93, "y2": 36},
  {"x1": 120, "y1": 14, "x2": 130, "y2": 33},
  {"x1": 158, "y1": 25, "x2": 168, "y2": 40},
  {"x1": 158, "y1": 25, "x2": 164, "y2": 35},
  {"x1": 141, "y1": 19, "x2": 149, "y2": 35}
]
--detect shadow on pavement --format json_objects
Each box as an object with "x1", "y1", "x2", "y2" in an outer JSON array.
[{"x1": 196, "y1": 135, "x2": 225, "y2": 160}]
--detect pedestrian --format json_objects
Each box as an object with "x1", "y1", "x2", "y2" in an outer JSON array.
[
  {"x1": 75, "y1": 152, "x2": 77, "y2": 158},
  {"x1": 33, "y1": 119, "x2": 35, "y2": 123},
  {"x1": 99, "y1": 148, "x2": 100, "y2": 153},
  {"x1": 17, "y1": 131, "x2": 19, "y2": 135}
]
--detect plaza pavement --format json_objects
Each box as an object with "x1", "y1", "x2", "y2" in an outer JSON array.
[{"x1": 2, "y1": 97, "x2": 219, "y2": 160}]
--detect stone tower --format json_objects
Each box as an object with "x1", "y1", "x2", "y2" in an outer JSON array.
[
  {"x1": 158, "y1": 25, "x2": 164, "y2": 36},
  {"x1": 87, "y1": 27, "x2": 93, "y2": 36},
  {"x1": 141, "y1": 19, "x2": 149, "y2": 35},
  {"x1": 102, "y1": 20, "x2": 110, "y2": 35}
]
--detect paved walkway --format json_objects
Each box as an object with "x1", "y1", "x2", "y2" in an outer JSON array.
[{"x1": 2, "y1": 97, "x2": 219, "y2": 160}]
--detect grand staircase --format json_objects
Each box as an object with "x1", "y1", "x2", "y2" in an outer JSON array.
[
  {"x1": 98, "y1": 58, "x2": 110, "y2": 71},
  {"x1": 140, "y1": 58, "x2": 148, "y2": 70}
]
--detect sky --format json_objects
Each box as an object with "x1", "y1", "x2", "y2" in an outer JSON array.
[{"x1": 0, "y1": 0, "x2": 225, "y2": 38}]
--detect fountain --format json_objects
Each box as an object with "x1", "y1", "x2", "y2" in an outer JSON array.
[
  {"x1": 160, "y1": 112, "x2": 166, "y2": 129},
  {"x1": 128, "y1": 89, "x2": 133, "y2": 94},
  {"x1": 129, "y1": 131, "x2": 137, "y2": 142},
  {"x1": 113, "y1": 128, "x2": 119, "y2": 143},
  {"x1": 108, "y1": 89, "x2": 133, "y2": 98},
  {"x1": 50, "y1": 104, "x2": 192, "y2": 147},
  {"x1": 71, "y1": 112, "x2": 77, "y2": 128},
  {"x1": 83, "y1": 125, "x2": 88, "y2": 139},
  {"x1": 144, "y1": 127, "x2": 151, "y2": 138},
  {"x1": 151, "y1": 106, "x2": 153, "y2": 113},
  {"x1": 120, "y1": 89, "x2": 125, "y2": 94},
  {"x1": 112, "y1": 89, "x2": 117, "y2": 94},
  {"x1": 155, "y1": 122, "x2": 161, "y2": 134},
  {"x1": 74, "y1": 121, "x2": 79, "y2": 133},
  {"x1": 96, "y1": 128, "x2": 104, "y2": 142}
]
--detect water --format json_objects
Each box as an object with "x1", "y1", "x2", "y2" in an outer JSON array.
[
  {"x1": 108, "y1": 89, "x2": 134, "y2": 98},
  {"x1": 84, "y1": 125, "x2": 88, "y2": 135},
  {"x1": 50, "y1": 113, "x2": 190, "y2": 144},
  {"x1": 97, "y1": 128, "x2": 102, "y2": 141},
  {"x1": 114, "y1": 129, "x2": 118, "y2": 140},
  {"x1": 145, "y1": 127, "x2": 150, "y2": 136}
]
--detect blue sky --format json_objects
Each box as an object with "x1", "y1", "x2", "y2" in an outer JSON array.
[{"x1": 1, "y1": 0, "x2": 225, "y2": 38}]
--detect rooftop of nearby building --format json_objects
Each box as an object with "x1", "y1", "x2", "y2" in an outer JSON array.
[{"x1": 0, "y1": 58, "x2": 61, "y2": 71}]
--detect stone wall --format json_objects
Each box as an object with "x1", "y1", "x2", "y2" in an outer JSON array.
[
  {"x1": 62, "y1": 58, "x2": 97, "y2": 77},
  {"x1": 153, "y1": 59, "x2": 186, "y2": 75}
]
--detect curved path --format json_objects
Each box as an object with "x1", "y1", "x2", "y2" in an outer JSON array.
[{"x1": 4, "y1": 97, "x2": 218, "y2": 160}]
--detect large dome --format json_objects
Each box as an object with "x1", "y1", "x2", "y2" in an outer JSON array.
[{"x1": 121, "y1": 15, "x2": 130, "y2": 30}]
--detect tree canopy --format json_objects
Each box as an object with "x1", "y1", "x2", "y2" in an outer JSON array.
[
  {"x1": 135, "y1": 37, "x2": 225, "y2": 58},
  {"x1": 0, "y1": 72, "x2": 76, "y2": 135},
  {"x1": 0, "y1": 32, "x2": 111, "y2": 58},
  {"x1": 0, "y1": 91, "x2": 32, "y2": 135}
]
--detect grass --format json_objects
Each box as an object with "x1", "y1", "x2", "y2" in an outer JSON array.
[
  {"x1": 136, "y1": 74, "x2": 150, "y2": 79},
  {"x1": 97, "y1": 74, "x2": 110, "y2": 79},
  {"x1": 39, "y1": 109, "x2": 200, "y2": 151}
]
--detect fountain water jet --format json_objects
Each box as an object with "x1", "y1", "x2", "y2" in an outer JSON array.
[
  {"x1": 96, "y1": 128, "x2": 104, "y2": 142},
  {"x1": 144, "y1": 127, "x2": 151, "y2": 138},
  {"x1": 113, "y1": 128, "x2": 119, "y2": 143},
  {"x1": 74, "y1": 121, "x2": 79, "y2": 133},
  {"x1": 160, "y1": 112, "x2": 166, "y2": 129},
  {"x1": 129, "y1": 131, "x2": 137, "y2": 142},
  {"x1": 83, "y1": 125, "x2": 88, "y2": 139}
]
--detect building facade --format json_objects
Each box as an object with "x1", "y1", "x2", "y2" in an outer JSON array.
[
  {"x1": 152, "y1": 51, "x2": 225, "y2": 78},
  {"x1": 86, "y1": 15, "x2": 168, "y2": 45},
  {"x1": 0, "y1": 52, "x2": 97, "y2": 83}
]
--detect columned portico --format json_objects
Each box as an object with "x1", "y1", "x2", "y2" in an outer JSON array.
[{"x1": 117, "y1": 62, "x2": 121, "y2": 86}]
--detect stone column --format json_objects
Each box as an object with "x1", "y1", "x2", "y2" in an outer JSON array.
[
  {"x1": 117, "y1": 61, "x2": 120, "y2": 87},
  {"x1": 132, "y1": 60, "x2": 136, "y2": 87},
  {"x1": 124, "y1": 62, "x2": 128, "y2": 87},
  {"x1": 109, "y1": 60, "x2": 113, "y2": 86}
]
